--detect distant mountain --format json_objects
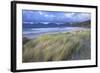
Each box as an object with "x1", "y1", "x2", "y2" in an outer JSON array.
[
  {"x1": 23, "y1": 22, "x2": 69, "y2": 28},
  {"x1": 23, "y1": 20, "x2": 91, "y2": 28},
  {"x1": 72, "y1": 20, "x2": 91, "y2": 28}
]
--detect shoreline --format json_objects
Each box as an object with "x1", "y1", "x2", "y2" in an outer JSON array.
[{"x1": 23, "y1": 28, "x2": 90, "y2": 39}]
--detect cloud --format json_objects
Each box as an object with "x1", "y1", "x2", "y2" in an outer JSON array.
[
  {"x1": 64, "y1": 13, "x2": 75, "y2": 18},
  {"x1": 72, "y1": 13, "x2": 91, "y2": 22},
  {"x1": 23, "y1": 10, "x2": 91, "y2": 23}
]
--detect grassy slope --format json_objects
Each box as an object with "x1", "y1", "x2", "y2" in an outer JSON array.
[{"x1": 23, "y1": 29, "x2": 91, "y2": 62}]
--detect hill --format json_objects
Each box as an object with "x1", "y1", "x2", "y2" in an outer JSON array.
[{"x1": 23, "y1": 29, "x2": 90, "y2": 62}]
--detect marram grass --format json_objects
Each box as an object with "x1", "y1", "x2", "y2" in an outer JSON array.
[{"x1": 23, "y1": 30, "x2": 91, "y2": 62}]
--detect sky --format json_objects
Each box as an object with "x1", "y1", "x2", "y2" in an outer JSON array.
[{"x1": 22, "y1": 10, "x2": 91, "y2": 23}]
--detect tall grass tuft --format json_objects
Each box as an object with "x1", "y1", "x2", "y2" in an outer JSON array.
[{"x1": 23, "y1": 29, "x2": 91, "y2": 62}]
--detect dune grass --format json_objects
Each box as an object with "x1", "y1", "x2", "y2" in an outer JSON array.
[{"x1": 22, "y1": 29, "x2": 91, "y2": 62}]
